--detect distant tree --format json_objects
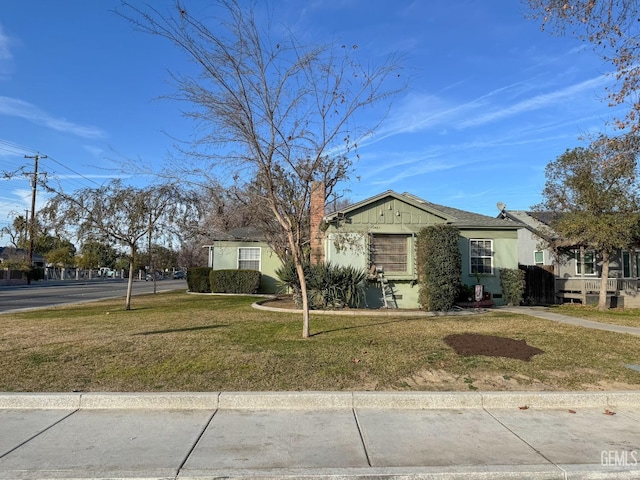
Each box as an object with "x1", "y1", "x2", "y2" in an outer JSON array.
[
  {"x1": 43, "y1": 180, "x2": 188, "y2": 310},
  {"x1": 533, "y1": 133, "x2": 640, "y2": 310},
  {"x1": 0, "y1": 214, "x2": 28, "y2": 249},
  {"x1": 144, "y1": 243, "x2": 179, "y2": 273},
  {"x1": 46, "y1": 241, "x2": 77, "y2": 276},
  {"x1": 119, "y1": 0, "x2": 403, "y2": 337},
  {"x1": 526, "y1": 0, "x2": 640, "y2": 131},
  {"x1": 78, "y1": 240, "x2": 119, "y2": 270}
]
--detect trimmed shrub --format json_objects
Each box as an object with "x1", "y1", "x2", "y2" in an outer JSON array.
[
  {"x1": 276, "y1": 260, "x2": 367, "y2": 309},
  {"x1": 417, "y1": 225, "x2": 462, "y2": 311},
  {"x1": 187, "y1": 267, "x2": 212, "y2": 293},
  {"x1": 500, "y1": 268, "x2": 526, "y2": 306},
  {"x1": 210, "y1": 269, "x2": 261, "y2": 294},
  {"x1": 26, "y1": 267, "x2": 44, "y2": 281}
]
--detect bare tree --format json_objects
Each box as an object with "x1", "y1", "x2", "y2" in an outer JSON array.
[
  {"x1": 526, "y1": 0, "x2": 640, "y2": 131},
  {"x1": 118, "y1": 0, "x2": 403, "y2": 337},
  {"x1": 43, "y1": 180, "x2": 188, "y2": 310},
  {"x1": 0, "y1": 214, "x2": 28, "y2": 249}
]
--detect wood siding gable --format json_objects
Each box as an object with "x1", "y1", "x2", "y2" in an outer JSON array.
[{"x1": 328, "y1": 193, "x2": 450, "y2": 233}]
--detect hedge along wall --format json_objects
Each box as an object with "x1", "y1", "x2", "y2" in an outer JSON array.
[
  {"x1": 187, "y1": 267, "x2": 213, "y2": 293},
  {"x1": 417, "y1": 225, "x2": 462, "y2": 311},
  {"x1": 210, "y1": 269, "x2": 261, "y2": 294}
]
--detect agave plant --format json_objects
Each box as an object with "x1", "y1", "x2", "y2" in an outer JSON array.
[{"x1": 275, "y1": 260, "x2": 367, "y2": 309}]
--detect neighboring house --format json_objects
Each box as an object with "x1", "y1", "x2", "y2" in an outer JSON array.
[
  {"x1": 0, "y1": 247, "x2": 45, "y2": 267},
  {"x1": 0, "y1": 246, "x2": 46, "y2": 286},
  {"x1": 496, "y1": 210, "x2": 555, "y2": 268},
  {"x1": 204, "y1": 227, "x2": 282, "y2": 294},
  {"x1": 207, "y1": 189, "x2": 521, "y2": 308},
  {"x1": 498, "y1": 208, "x2": 640, "y2": 307}
]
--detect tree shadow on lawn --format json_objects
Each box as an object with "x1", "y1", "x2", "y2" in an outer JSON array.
[
  {"x1": 134, "y1": 324, "x2": 229, "y2": 336},
  {"x1": 311, "y1": 318, "x2": 419, "y2": 337},
  {"x1": 444, "y1": 333, "x2": 544, "y2": 362}
]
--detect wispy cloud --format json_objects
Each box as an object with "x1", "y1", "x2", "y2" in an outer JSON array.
[
  {"x1": 0, "y1": 96, "x2": 106, "y2": 139},
  {"x1": 0, "y1": 25, "x2": 11, "y2": 61},
  {"x1": 368, "y1": 80, "x2": 527, "y2": 145},
  {"x1": 0, "y1": 23, "x2": 15, "y2": 79},
  {"x1": 368, "y1": 157, "x2": 471, "y2": 186},
  {"x1": 459, "y1": 74, "x2": 611, "y2": 128}
]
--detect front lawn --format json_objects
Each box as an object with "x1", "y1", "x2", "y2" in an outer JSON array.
[{"x1": 0, "y1": 291, "x2": 639, "y2": 392}]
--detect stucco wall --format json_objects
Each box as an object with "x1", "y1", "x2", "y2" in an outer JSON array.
[
  {"x1": 212, "y1": 241, "x2": 281, "y2": 293},
  {"x1": 458, "y1": 229, "x2": 519, "y2": 305}
]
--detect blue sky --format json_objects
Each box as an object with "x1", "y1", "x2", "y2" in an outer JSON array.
[{"x1": 0, "y1": 1, "x2": 619, "y2": 237}]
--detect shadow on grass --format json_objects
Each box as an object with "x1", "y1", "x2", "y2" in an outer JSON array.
[
  {"x1": 311, "y1": 318, "x2": 416, "y2": 337},
  {"x1": 135, "y1": 324, "x2": 228, "y2": 336}
]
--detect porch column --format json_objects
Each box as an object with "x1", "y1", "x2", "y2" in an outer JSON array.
[{"x1": 580, "y1": 245, "x2": 587, "y2": 304}]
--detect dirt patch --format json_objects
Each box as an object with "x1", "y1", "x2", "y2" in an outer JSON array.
[{"x1": 444, "y1": 333, "x2": 544, "y2": 362}]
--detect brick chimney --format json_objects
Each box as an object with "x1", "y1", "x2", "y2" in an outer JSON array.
[{"x1": 310, "y1": 181, "x2": 325, "y2": 265}]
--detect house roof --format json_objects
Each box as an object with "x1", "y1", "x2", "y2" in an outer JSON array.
[
  {"x1": 498, "y1": 210, "x2": 552, "y2": 228},
  {"x1": 325, "y1": 190, "x2": 518, "y2": 230},
  {"x1": 498, "y1": 209, "x2": 595, "y2": 249},
  {"x1": 0, "y1": 246, "x2": 45, "y2": 263},
  {"x1": 209, "y1": 226, "x2": 266, "y2": 242}
]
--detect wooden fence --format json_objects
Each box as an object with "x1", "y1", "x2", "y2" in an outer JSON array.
[{"x1": 518, "y1": 264, "x2": 555, "y2": 305}]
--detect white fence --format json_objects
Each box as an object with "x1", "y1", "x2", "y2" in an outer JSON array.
[{"x1": 556, "y1": 277, "x2": 639, "y2": 294}]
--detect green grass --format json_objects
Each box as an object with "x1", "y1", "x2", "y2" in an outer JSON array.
[{"x1": 0, "y1": 291, "x2": 639, "y2": 392}]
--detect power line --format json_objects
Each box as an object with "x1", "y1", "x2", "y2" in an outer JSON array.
[
  {"x1": 46, "y1": 155, "x2": 102, "y2": 187},
  {"x1": 0, "y1": 138, "x2": 39, "y2": 156}
]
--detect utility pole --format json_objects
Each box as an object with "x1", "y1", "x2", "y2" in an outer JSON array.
[{"x1": 24, "y1": 153, "x2": 46, "y2": 275}]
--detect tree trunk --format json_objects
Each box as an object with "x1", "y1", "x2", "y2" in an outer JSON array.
[
  {"x1": 296, "y1": 261, "x2": 311, "y2": 338},
  {"x1": 125, "y1": 248, "x2": 135, "y2": 311},
  {"x1": 598, "y1": 250, "x2": 611, "y2": 311}
]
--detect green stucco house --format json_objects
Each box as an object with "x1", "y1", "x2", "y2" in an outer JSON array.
[{"x1": 207, "y1": 189, "x2": 520, "y2": 308}]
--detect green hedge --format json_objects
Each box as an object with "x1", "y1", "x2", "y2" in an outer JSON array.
[
  {"x1": 210, "y1": 269, "x2": 261, "y2": 294},
  {"x1": 499, "y1": 268, "x2": 526, "y2": 306},
  {"x1": 187, "y1": 267, "x2": 213, "y2": 293},
  {"x1": 417, "y1": 225, "x2": 461, "y2": 311}
]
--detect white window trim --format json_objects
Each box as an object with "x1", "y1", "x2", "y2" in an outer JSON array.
[
  {"x1": 238, "y1": 247, "x2": 261, "y2": 271},
  {"x1": 534, "y1": 250, "x2": 544, "y2": 265},
  {"x1": 575, "y1": 249, "x2": 596, "y2": 276},
  {"x1": 469, "y1": 239, "x2": 494, "y2": 276}
]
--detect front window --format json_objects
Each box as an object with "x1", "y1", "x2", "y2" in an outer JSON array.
[
  {"x1": 370, "y1": 234, "x2": 408, "y2": 274},
  {"x1": 622, "y1": 251, "x2": 640, "y2": 277},
  {"x1": 238, "y1": 247, "x2": 260, "y2": 271},
  {"x1": 534, "y1": 250, "x2": 544, "y2": 265},
  {"x1": 575, "y1": 250, "x2": 595, "y2": 275},
  {"x1": 470, "y1": 239, "x2": 493, "y2": 275}
]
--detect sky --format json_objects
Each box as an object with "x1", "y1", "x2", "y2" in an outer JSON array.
[{"x1": 0, "y1": 0, "x2": 621, "y2": 239}]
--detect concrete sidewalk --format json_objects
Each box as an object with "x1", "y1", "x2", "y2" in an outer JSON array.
[
  {"x1": 1, "y1": 392, "x2": 639, "y2": 479},
  {"x1": 498, "y1": 306, "x2": 640, "y2": 337}
]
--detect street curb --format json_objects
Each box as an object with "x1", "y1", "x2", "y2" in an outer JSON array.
[{"x1": 1, "y1": 391, "x2": 639, "y2": 410}]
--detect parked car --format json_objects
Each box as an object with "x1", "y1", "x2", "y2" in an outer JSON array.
[
  {"x1": 173, "y1": 271, "x2": 186, "y2": 279},
  {"x1": 145, "y1": 272, "x2": 163, "y2": 281},
  {"x1": 98, "y1": 267, "x2": 116, "y2": 278}
]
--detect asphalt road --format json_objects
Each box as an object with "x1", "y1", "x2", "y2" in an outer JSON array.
[{"x1": 0, "y1": 279, "x2": 188, "y2": 314}]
